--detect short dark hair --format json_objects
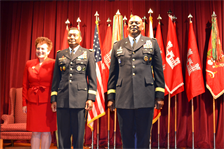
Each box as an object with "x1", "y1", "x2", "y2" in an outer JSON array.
[
  {"x1": 69, "y1": 27, "x2": 82, "y2": 36},
  {"x1": 35, "y1": 37, "x2": 53, "y2": 51}
]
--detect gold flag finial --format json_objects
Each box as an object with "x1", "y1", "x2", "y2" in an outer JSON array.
[
  {"x1": 157, "y1": 14, "x2": 162, "y2": 23},
  {"x1": 148, "y1": 8, "x2": 153, "y2": 16},
  {"x1": 107, "y1": 18, "x2": 111, "y2": 26},
  {"x1": 116, "y1": 9, "x2": 121, "y2": 15},
  {"x1": 142, "y1": 16, "x2": 147, "y2": 21},
  {"x1": 123, "y1": 16, "x2": 127, "y2": 25},
  {"x1": 188, "y1": 14, "x2": 193, "y2": 23},
  {"x1": 77, "y1": 17, "x2": 81, "y2": 23},
  {"x1": 211, "y1": 11, "x2": 216, "y2": 18},
  {"x1": 167, "y1": 9, "x2": 172, "y2": 17},
  {"x1": 130, "y1": 10, "x2": 133, "y2": 18},
  {"x1": 65, "y1": 19, "x2": 70, "y2": 30},
  {"x1": 94, "y1": 11, "x2": 99, "y2": 24}
]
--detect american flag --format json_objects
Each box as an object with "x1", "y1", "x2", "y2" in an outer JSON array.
[{"x1": 87, "y1": 23, "x2": 105, "y2": 130}]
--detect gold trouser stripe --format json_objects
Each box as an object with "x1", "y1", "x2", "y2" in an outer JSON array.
[
  {"x1": 155, "y1": 87, "x2": 165, "y2": 92},
  {"x1": 51, "y1": 91, "x2": 57, "y2": 96},
  {"x1": 88, "y1": 90, "x2": 97, "y2": 95},
  {"x1": 107, "y1": 89, "x2": 116, "y2": 94}
]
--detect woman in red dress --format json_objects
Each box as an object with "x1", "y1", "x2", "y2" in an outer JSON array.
[{"x1": 22, "y1": 37, "x2": 56, "y2": 149}]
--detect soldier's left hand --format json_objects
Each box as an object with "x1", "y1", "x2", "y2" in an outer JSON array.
[
  {"x1": 155, "y1": 99, "x2": 164, "y2": 110},
  {"x1": 85, "y1": 100, "x2": 93, "y2": 111}
]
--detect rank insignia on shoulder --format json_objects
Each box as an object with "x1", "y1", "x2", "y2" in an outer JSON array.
[
  {"x1": 89, "y1": 49, "x2": 93, "y2": 52},
  {"x1": 57, "y1": 50, "x2": 61, "y2": 53}
]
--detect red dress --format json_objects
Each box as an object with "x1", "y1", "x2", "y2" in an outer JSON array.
[{"x1": 22, "y1": 58, "x2": 57, "y2": 132}]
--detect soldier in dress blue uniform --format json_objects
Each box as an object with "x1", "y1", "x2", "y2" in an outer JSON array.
[
  {"x1": 107, "y1": 15, "x2": 165, "y2": 148},
  {"x1": 51, "y1": 27, "x2": 97, "y2": 149}
]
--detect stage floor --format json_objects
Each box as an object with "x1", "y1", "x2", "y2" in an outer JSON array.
[{"x1": 3, "y1": 142, "x2": 194, "y2": 149}]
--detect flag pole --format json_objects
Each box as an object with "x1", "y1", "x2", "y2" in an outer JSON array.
[
  {"x1": 95, "y1": 15, "x2": 102, "y2": 148},
  {"x1": 142, "y1": 16, "x2": 147, "y2": 35},
  {"x1": 97, "y1": 119, "x2": 99, "y2": 149},
  {"x1": 65, "y1": 19, "x2": 70, "y2": 31},
  {"x1": 113, "y1": 11, "x2": 121, "y2": 149},
  {"x1": 77, "y1": 17, "x2": 81, "y2": 30},
  {"x1": 187, "y1": 13, "x2": 195, "y2": 149},
  {"x1": 167, "y1": 10, "x2": 172, "y2": 149},
  {"x1": 168, "y1": 93, "x2": 171, "y2": 149},
  {"x1": 172, "y1": 15, "x2": 178, "y2": 149},
  {"x1": 175, "y1": 95, "x2": 177, "y2": 149},
  {"x1": 114, "y1": 108, "x2": 117, "y2": 149},
  {"x1": 213, "y1": 98, "x2": 216, "y2": 149},
  {"x1": 92, "y1": 130, "x2": 94, "y2": 149},
  {"x1": 191, "y1": 98, "x2": 194, "y2": 149},
  {"x1": 91, "y1": 11, "x2": 99, "y2": 149},
  {"x1": 148, "y1": 9, "x2": 153, "y2": 149},
  {"x1": 211, "y1": 11, "x2": 217, "y2": 149},
  {"x1": 148, "y1": 8, "x2": 153, "y2": 38},
  {"x1": 167, "y1": 11, "x2": 172, "y2": 149},
  {"x1": 106, "y1": 17, "x2": 111, "y2": 149},
  {"x1": 108, "y1": 108, "x2": 110, "y2": 149},
  {"x1": 158, "y1": 116, "x2": 160, "y2": 149},
  {"x1": 157, "y1": 14, "x2": 162, "y2": 149}
]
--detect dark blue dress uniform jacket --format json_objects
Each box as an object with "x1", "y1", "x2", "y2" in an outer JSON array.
[
  {"x1": 107, "y1": 35, "x2": 165, "y2": 109},
  {"x1": 51, "y1": 47, "x2": 97, "y2": 108}
]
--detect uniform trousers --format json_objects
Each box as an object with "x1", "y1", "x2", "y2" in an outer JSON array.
[
  {"x1": 57, "y1": 108, "x2": 85, "y2": 149},
  {"x1": 117, "y1": 107, "x2": 154, "y2": 149}
]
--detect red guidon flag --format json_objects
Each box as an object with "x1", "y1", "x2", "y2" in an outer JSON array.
[
  {"x1": 164, "y1": 16, "x2": 184, "y2": 97},
  {"x1": 185, "y1": 21, "x2": 205, "y2": 101},
  {"x1": 206, "y1": 14, "x2": 224, "y2": 99},
  {"x1": 61, "y1": 27, "x2": 69, "y2": 50},
  {"x1": 141, "y1": 20, "x2": 145, "y2": 36},
  {"x1": 102, "y1": 24, "x2": 112, "y2": 92},
  {"x1": 124, "y1": 22, "x2": 129, "y2": 38},
  {"x1": 156, "y1": 22, "x2": 166, "y2": 83},
  {"x1": 151, "y1": 21, "x2": 166, "y2": 124}
]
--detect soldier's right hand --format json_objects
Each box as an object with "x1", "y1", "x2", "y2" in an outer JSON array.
[
  {"x1": 107, "y1": 101, "x2": 115, "y2": 111},
  {"x1": 51, "y1": 102, "x2": 57, "y2": 112},
  {"x1": 22, "y1": 106, "x2": 27, "y2": 114}
]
